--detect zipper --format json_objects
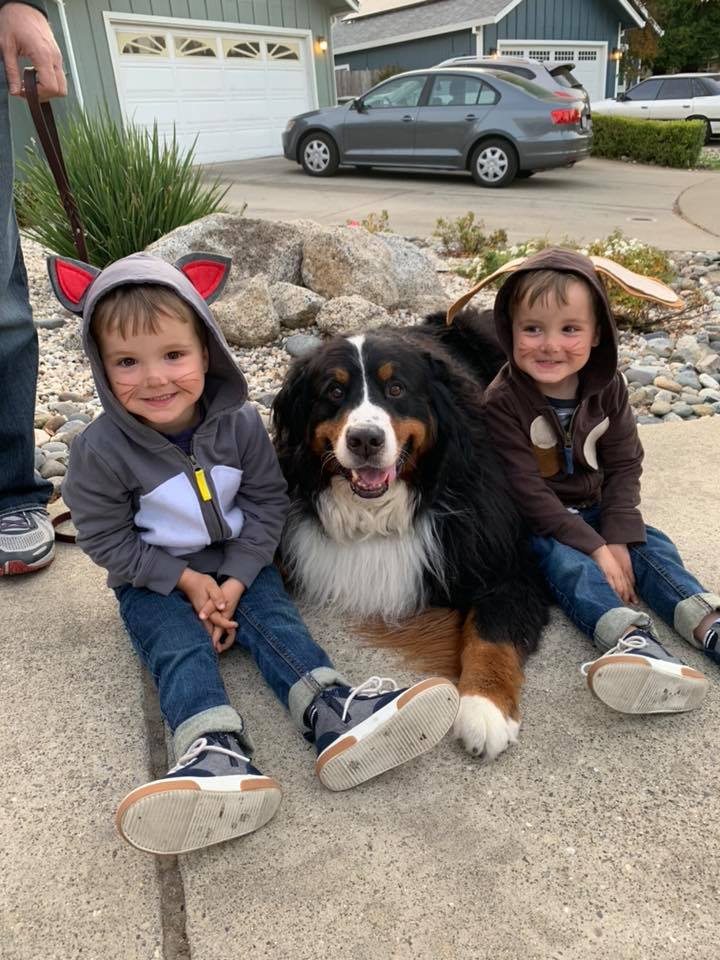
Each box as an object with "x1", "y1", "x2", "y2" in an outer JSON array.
[
  {"x1": 549, "y1": 404, "x2": 580, "y2": 477},
  {"x1": 185, "y1": 441, "x2": 226, "y2": 540}
]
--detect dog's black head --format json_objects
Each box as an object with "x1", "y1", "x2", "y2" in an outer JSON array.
[{"x1": 272, "y1": 327, "x2": 487, "y2": 505}]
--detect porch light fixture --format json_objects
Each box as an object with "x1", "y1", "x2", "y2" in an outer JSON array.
[
  {"x1": 610, "y1": 47, "x2": 623, "y2": 61},
  {"x1": 317, "y1": 36, "x2": 328, "y2": 52}
]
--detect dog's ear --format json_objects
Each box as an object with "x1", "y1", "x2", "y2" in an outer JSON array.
[
  {"x1": 272, "y1": 359, "x2": 317, "y2": 491},
  {"x1": 175, "y1": 253, "x2": 231, "y2": 304},
  {"x1": 47, "y1": 256, "x2": 101, "y2": 314}
]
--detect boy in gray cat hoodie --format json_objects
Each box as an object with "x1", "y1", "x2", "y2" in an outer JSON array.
[{"x1": 51, "y1": 251, "x2": 459, "y2": 856}]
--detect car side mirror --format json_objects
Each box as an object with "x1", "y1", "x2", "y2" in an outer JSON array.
[
  {"x1": 617, "y1": 93, "x2": 629, "y2": 102},
  {"x1": 354, "y1": 99, "x2": 367, "y2": 113}
]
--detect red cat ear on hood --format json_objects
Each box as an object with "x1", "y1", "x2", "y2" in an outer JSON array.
[
  {"x1": 175, "y1": 253, "x2": 232, "y2": 305},
  {"x1": 47, "y1": 256, "x2": 101, "y2": 315}
]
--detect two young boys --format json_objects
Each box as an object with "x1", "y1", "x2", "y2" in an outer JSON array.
[
  {"x1": 483, "y1": 248, "x2": 719, "y2": 714},
  {"x1": 54, "y1": 252, "x2": 460, "y2": 856},
  {"x1": 53, "y1": 245, "x2": 718, "y2": 857}
]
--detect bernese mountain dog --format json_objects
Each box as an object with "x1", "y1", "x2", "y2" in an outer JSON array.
[{"x1": 272, "y1": 310, "x2": 549, "y2": 760}]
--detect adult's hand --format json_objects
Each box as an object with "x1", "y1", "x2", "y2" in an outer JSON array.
[{"x1": 0, "y1": 3, "x2": 67, "y2": 100}]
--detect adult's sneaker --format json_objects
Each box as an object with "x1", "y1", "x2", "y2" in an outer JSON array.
[
  {"x1": 116, "y1": 733, "x2": 282, "y2": 854},
  {"x1": 0, "y1": 508, "x2": 55, "y2": 576},
  {"x1": 308, "y1": 675, "x2": 459, "y2": 791},
  {"x1": 581, "y1": 630, "x2": 708, "y2": 714}
]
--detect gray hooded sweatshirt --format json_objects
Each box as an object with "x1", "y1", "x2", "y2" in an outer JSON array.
[{"x1": 62, "y1": 253, "x2": 289, "y2": 594}]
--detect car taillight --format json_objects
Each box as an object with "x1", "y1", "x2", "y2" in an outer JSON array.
[{"x1": 551, "y1": 108, "x2": 581, "y2": 125}]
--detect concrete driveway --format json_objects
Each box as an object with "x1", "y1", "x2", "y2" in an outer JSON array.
[{"x1": 206, "y1": 155, "x2": 720, "y2": 252}]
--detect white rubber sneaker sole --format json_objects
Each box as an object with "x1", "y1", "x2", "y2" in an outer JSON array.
[
  {"x1": 316, "y1": 677, "x2": 460, "y2": 792},
  {"x1": 585, "y1": 655, "x2": 708, "y2": 714},
  {"x1": 116, "y1": 775, "x2": 282, "y2": 854}
]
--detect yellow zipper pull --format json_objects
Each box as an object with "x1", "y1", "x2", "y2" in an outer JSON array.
[{"x1": 194, "y1": 468, "x2": 212, "y2": 501}]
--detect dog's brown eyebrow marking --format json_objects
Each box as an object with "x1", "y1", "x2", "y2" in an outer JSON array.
[
  {"x1": 333, "y1": 368, "x2": 350, "y2": 384},
  {"x1": 377, "y1": 362, "x2": 394, "y2": 382}
]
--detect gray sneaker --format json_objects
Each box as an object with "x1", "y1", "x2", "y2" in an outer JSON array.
[
  {"x1": 116, "y1": 733, "x2": 282, "y2": 855},
  {"x1": 581, "y1": 630, "x2": 708, "y2": 714},
  {"x1": 308, "y1": 676, "x2": 460, "y2": 791},
  {"x1": 0, "y1": 509, "x2": 55, "y2": 576}
]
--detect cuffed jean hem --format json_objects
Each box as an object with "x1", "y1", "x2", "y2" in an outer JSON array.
[
  {"x1": 674, "y1": 593, "x2": 720, "y2": 648},
  {"x1": 173, "y1": 705, "x2": 255, "y2": 759},
  {"x1": 594, "y1": 607, "x2": 652, "y2": 653},
  {"x1": 288, "y1": 666, "x2": 350, "y2": 732}
]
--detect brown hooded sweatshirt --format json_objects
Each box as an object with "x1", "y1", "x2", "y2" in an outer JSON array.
[{"x1": 482, "y1": 248, "x2": 646, "y2": 556}]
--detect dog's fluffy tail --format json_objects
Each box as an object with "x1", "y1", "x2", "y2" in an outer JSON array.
[{"x1": 357, "y1": 607, "x2": 463, "y2": 680}]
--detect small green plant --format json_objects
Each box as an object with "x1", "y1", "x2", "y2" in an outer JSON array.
[
  {"x1": 590, "y1": 114, "x2": 705, "y2": 168},
  {"x1": 433, "y1": 212, "x2": 507, "y2": 258},
  {"x1": 348, "y1": 210, "x2": 392, "y2": 233},
  {"x1": 14, "y1": 107, "x2": 229, "y2": 267},
  {"x1": 456, "y1": 229, "x2": 679, "y2": 332},
  {"x1": 695, "y1": 150, "x2": 720, "y2": 170}
]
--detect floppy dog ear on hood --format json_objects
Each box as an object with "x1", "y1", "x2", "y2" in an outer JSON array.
[{"x1": 446, "y1": 252, "x2": 685, "y2": 323}]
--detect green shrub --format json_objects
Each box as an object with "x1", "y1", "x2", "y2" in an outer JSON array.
[
  {"x1": 14, "y1": 107, "x2": 229, "y2": 267},
  {"x1": 433, "y1": 212, "x2": 508, "y2": 258},
  {"x1": 457, "y1": 229, "x2": 678, "y2": 332},
  {"x1": 360, "y1": 209, "x2": 392, "y2": 233},
  {"x1": 590, "y1": 114, "x2": 705, "y2": 168}
]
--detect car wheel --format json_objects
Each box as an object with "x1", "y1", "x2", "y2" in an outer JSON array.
[
  {"x1": 470, "y1": 139, "x2": 518, "y2": 188},
  {"x1": 516, "y1": 170, "x2": 536, "y2": 179},
  {"x1": 300, "y1": 133, "x2": 340, "y2": 177},
  {"x1": 688, "y1": 116, "x2": 712, "y2": 144}
]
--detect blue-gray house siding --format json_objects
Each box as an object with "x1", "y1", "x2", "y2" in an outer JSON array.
[{"x1": 336, "y1": 0, "x2": 636, "y2": 98}]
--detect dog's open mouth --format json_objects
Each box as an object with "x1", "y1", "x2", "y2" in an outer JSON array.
[{"x1": 345, "y1": 464, "x2": 398, "y2": 499}]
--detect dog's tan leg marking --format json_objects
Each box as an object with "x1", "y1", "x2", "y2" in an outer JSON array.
[{"x1": 454, "y1": 615, "x2": 524, "y2": 760}]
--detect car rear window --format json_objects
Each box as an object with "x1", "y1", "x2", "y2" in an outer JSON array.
[
  {"x1": 657, "y1": 77, "x2": 693, "y2": 99},
  {"x1": 549, "y1": 66, "x2": 583, "y2": 90},
  {"x1": 694, "y1": 77, "x2": 720, "y2": 96},
  {"x1": 481, "y1": 70, "x2": 560, "y2": 102}
]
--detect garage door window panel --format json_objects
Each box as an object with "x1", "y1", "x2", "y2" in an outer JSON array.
[
  {"x1": 223, "y1": 39, "x2": 261, "y2": 60},
  {"x1": 118, "y1": 34, "x2": 167, "y2": 56},
  {"x1": 174, "y1": 36, "x2": 217, "y2": 57}
]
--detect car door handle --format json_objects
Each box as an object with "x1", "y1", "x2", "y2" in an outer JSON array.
[
  {"x1": 682, "y1": 104, "x2": 691, "y2": 108},
  {"x1": 641, "y1": 105, "x2": 649, "y2": 109},
  {"x1": 402, "y1": 115, "x2": 414, "y2": 122},
  {"x1": 465, "y1": 114, "x2": 477, "y2": 121}
]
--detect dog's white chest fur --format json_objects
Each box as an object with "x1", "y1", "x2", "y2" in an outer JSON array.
[{"x1": 282, "y1": 478, "x2": 443, "y2": 621}]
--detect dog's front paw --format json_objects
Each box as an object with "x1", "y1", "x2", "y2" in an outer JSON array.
[{"x1": 452, "y1": 695, "x2": 520, "y2": 760}]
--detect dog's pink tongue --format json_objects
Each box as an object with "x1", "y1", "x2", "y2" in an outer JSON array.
[{"x1": 353, "y1": 465, "x2": 397, "y2": 488}]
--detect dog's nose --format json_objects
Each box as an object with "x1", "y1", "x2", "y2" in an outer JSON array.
[{"x1": 346, "y1": 425, "x2": 385, "y2": 459}]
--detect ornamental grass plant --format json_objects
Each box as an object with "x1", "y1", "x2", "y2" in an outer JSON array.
[{"x1": 15, "y1": 108, "x2": 229, "y2": 267}]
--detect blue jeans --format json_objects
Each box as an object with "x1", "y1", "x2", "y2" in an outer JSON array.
[
  {"x1": 0, "y1": 62, "x2": 52, "y2": 516},
  {"x1": 530, "y1": 508, "x2": 720, "y2": 654},
  {"x1": 115, "y1": 564, "x2": 348, "y2": 757}
]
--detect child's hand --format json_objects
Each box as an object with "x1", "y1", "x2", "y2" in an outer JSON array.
[
  {"x1": 591, "y1": 545, "x2": 637, "y2": 605},
  {"x1": 606, "y1": 543, "x2": 638, "y2": 604},
  {"x1": 207, "y1": 578, "x2": 246, "y2": 654},
  {"x1": 177, "y1": 569, "x2": 238, "y2": 639}
]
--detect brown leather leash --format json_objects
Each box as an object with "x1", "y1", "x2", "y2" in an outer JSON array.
[{"x1": 23, "y1": 67, "x2": 88, "y2": 261}]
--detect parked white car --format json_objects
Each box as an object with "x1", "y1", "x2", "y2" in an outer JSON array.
[{"x1": 592, "y1": 74, "x2": 720, "y2": 142}]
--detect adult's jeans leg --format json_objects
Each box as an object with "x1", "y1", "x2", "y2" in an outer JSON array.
[
  {"x1": 234, "y1": 565, "x2": 349, "y2": 732},
  {"x1": 116, "y1": 585, "x2": 250, "y2": 758},
  {"x1": 0, "y1": 63, "x2": 52, "y2": 514},
  {"x1": 629, "y1": 526, "x2": 720, "y2": 649},
  {"x1": 530, "y1": 534, "x2": 649, "y2": 653}
]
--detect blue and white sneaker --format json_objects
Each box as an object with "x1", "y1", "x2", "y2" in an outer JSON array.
[
  {"x1": 308, "y1": 676, "x2": 459, "y2": 792},
  {"x1": 702, "y1": 619, "x2": 720, "y2": 665},
  {"x1": 0, "y1": 508, "x2": 55, "y2": 576},
  {"x1": 581, "y1": 630, "x2": 708, "y2": 714},
  {"x1": 116, "y1": 733, "x2": 282, "y2": 855}
]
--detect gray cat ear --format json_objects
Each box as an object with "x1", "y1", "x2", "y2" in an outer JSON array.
[
  {"x1": 589, "y1": 256, "x2": 685, "y2": 308},
  {"x1": 447, "y1": 257, "x2": 527, "y2": 324},
  {"x1": 175, "y1": 253, "x2": 232, "y2": 304},
  {"x1": 47, "y1": 256, "x2": 101, "y2": 314}
]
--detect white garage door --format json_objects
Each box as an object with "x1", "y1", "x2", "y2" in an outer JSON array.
[
  {"x1": 497, "y1": 41, "x2": 607, "y2": 102},
  {"x1": 110, "y1": 20, "x2": 315, "y2": 163}
]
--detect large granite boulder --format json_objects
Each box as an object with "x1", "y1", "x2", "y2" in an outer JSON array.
[
  {"x1": 315, "y1": 295, "x2": 391, "y2": 337},
  {"x1": 300, "y1": 225, "x2": 447, "y2": 313},
  {"x1": 146, "y1": 214, "x2": 303, "y2": 291},
  {"x1": 269, "y1": 282, "x2": 325, "y2": 329},
  {"x1": 211, "y1": 274, "x2": 280, "y2": 347}
]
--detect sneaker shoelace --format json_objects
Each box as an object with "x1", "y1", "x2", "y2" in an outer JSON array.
[
  {"x1": 580, "y1": 635, "x2": 648, "y2": 677},
  {"x1": 0, "y1": 513, "x2": 34, "y2": 533},
  {"x1": 169, "y1": 736, "x2": 250, "y2": 773},
  {"x1": 340, "y1": 675, "x2": 399, "y2": 722}
]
